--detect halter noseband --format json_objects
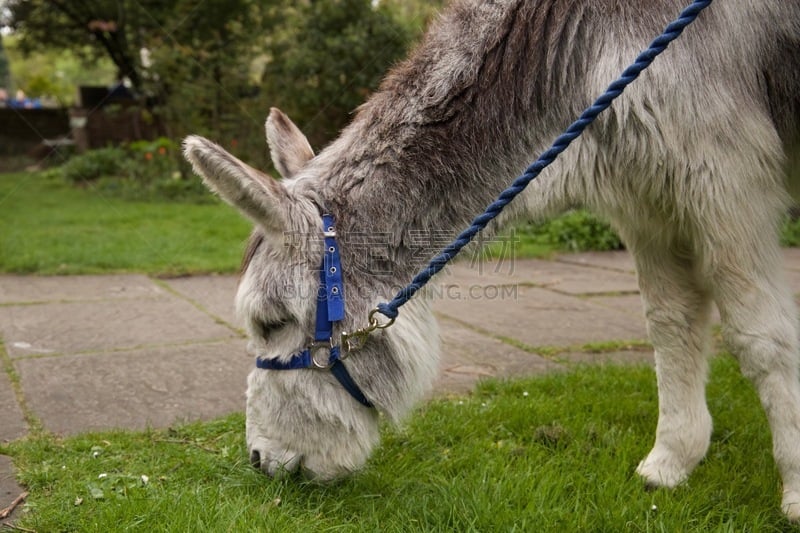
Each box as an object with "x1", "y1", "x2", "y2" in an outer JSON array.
[{"x1": 254, "y1": 214, "x2": 373, "y2": 408}]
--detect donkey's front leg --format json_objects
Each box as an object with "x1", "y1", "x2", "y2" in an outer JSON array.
[{"x1": 632, "y1": 249, "x2": 714, "y2": 488}]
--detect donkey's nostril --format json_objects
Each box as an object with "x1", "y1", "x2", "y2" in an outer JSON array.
[{"x1": 250, "y1": 450, "x2": 261, "y2": 469}]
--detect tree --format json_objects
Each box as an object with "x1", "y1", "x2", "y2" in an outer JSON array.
[
  {"x1": 138, "y1": 0, "x2": 268, "y2": 162},
  {"x1": 380, "y1": 0, "x2": 447, "y2": 35},
  {"x1": 263, "y1": 0, "x2": 411, "y2": 147},
  {"x1": 0, "y1": 33, "x2": 10, "y2": 89},
  {"x1": 5, "y1": 0, "x2": 170, "y2": 91},
  {"x1": 3, "y1": 34, "x2": 116, "y2": 105},
  {"x1": 5, "y1": 0, "x2": 422, "y2": 166}
]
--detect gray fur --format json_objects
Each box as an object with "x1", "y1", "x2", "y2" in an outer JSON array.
[
  {"x1": 184, "y1": 0, "x2": 800, "y2": 518},
  {"x1": 266, "y1": 107, "x2": 315, "y2": 178}
]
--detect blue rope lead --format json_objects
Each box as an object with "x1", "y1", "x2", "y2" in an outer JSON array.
[{"x1": 376, "y1": 0, "x2": 713, "y2": 320}]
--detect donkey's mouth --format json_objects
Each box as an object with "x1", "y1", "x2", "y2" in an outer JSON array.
[{"x1": 250, "y1": 448, "x2": 302, "y2": 479}]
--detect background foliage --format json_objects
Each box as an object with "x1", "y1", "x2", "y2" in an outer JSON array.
[
  {"x1": 3, "y1": 33, "x2": 116, "y2": 105},
  {"x1": 0, "y1": 34, "x2": 10, "y2": 90},
  {"x1": 2, "y1": 0, "x2": 796, "y2": 256},
  {"x1": 4, "y1": 0, "x2": 445, "y2": 167},
  {"x1": 262, "y1": 0, "x2": 411, "y2": 148}
]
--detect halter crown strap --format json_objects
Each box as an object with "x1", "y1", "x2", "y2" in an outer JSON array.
[
  {"x1": 322, "y1": 214, "x2": 345, "y2": 323},
  {"x1": 255, "y1": 215, "x2": 374, "y2": 408}
]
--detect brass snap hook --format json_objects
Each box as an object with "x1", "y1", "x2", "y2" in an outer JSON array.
[{"x1": 341, "y1": 308, "x2": 397, "y2": 354}]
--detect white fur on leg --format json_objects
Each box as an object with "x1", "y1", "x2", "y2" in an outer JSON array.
[
  {"x1": 627, "y1": 248, "x2": 715, "y2": 491},
  {"x1": 635, "y1": 418, "x2": 712, "y2": 488},
  {"x1": 635, "y1": 389, "x2": 712, "y2": 488},
  {"x1": 783, "y1": 490, "x2": 800, "y2": 522}
]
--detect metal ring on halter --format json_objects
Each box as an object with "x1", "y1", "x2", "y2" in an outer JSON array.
[
  {"x1": 310, "y1": 340, "x2": 335, "y2": 369},
  {"x1": 368, "y1": 307, "x2": 396, "y2": 330}
]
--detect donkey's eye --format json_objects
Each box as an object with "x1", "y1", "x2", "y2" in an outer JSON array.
[{"x1": 257, "y1": 319, "x2": 290, "y2": 337}]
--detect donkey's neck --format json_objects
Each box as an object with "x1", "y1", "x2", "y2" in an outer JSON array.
[{"x1": 296, "y1": 0, "x2": 610, "y2": 280}]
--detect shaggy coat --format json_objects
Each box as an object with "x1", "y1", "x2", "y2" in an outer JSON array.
[{"x1": 184, "y1": 0, "x2": 800, "y2": 520}]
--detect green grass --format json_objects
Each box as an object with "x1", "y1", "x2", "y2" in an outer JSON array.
[
  {"x1": 2, "y1": 169, "x2": 797, "y2": 275},
  {"x1": 3, "y1": 355, "x2": 797, "y2": 532},
  {"x1": 0, "y1": 171, "x2": 252, "y2": 275}
]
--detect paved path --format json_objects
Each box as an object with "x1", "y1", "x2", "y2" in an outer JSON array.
[{"x1": 2, "y1": 249, "x2": 800, "y2": 523}]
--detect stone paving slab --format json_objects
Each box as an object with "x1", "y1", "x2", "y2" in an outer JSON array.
[
  {"x1": 556, "y1": 249, "x2": 800, "y2": 292},
  {"x1": 435, "y1": 317, "x2": 560, "y2": 394},
  {"x1": 433, "y1": 285, "x2": 648, "y2": 348},
  {"x1": 0, "y1": 455, "x2": 24, "y2": 527},
  {"x1": 784, "y1": 247, "x2": 800, "y2": 268},
  {"x1": 15, "y1": 340, "x2": 250, "y2": 435},
  {"x1": 0, "y1": 297, "x2": 239, "y2": 359},
  {"x1": 589, "y1": 293, "x2": 725, "y2": 324},
  {"x1": 786, "y1": 269, "x2": 800, "y2": 292},
  {"x1": 587, "y1": 294, "x2": 645, "y2": 320},
  {"x1": 0, "y1": 369, "x2": 26, "y2": 443},
  {"x1": 162, "y1": 275, "x2": 241, "y2": 328},
  {"x1": 442, "y1": 258, "x2": 639, "y2": 295},
  {"x1": 0, "y1": 274, "x2": 164, "y2": 305},
  {"x1": 555, "y1": 250, "x2": 636, "y2": 273},
  {"x1": 593, "y1": 293, "x2": 721, "y2": 325}
]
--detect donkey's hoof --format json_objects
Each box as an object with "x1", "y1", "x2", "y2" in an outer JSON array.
[
  {"x1": 635, "y1": 452, "x2": 690, "y2": 489},
  {"x1": 250, "y1": 449, "x2": 261, "y2": 469},
  {"x1": 783, "y1": 489, "x2": 800, "y2": 522}
]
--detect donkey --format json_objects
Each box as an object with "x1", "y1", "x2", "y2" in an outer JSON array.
[{"x1": 183, "y1": 0, "x2": 800, "y2": 520}]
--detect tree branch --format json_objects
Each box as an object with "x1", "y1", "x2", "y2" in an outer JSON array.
[{"x1": 0, "y1": 491, "x2": 28, "y2": 519}]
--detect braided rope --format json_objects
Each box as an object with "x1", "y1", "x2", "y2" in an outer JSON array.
[{"x1": 376, "y1": 0, "x2": 713, "y2": 320}]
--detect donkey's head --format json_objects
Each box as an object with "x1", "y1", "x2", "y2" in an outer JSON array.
[{"x1": 183, "y1": 109, "x2": 439, "y2": 480}]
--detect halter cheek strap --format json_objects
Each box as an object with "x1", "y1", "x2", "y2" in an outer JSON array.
[{"x1": 254, "y1": 215, "x2": 374, "y2": 409}]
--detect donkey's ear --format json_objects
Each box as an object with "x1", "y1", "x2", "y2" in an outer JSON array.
[
  {"x1": 183, "y1": 135, "x2": 289, "y2": 232},
  {"x1": 266, "y1": 107, "x2": 314, "y2": 179}
]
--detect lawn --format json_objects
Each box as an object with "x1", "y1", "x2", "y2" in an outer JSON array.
[
  {"x1": 2, "y1": 169, "x2": 798, "y2": 275},
  {"x1": 0, "y1": 171, "x2": 252, "y2": 275},
  {"x1": 2, "y1": 356, "x2": 796, "y2": 531}
]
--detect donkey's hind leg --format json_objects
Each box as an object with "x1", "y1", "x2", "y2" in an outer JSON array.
[
  {"x1": 711, "y1": 241, "x2": 800, "y2": 521},
  {"x1": 632, "y1": 246, "x2": 714, "y2": 488}
]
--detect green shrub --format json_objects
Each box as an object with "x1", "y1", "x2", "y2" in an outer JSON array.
[
  {"x1": 58, "y1": 138, "x2": 212, "y2": 203},
  {"x1": 781, "y1": 214, "x2": 800, "y2": 247},
  {"x1": 121, "y1": 137, "x2": 180, "y2": 185},
  {"x1": 516, "y1": 210, "x2": 800, "y2": 253},
  {"x1": 518, "y1": 210, "x2": 623, "y2": 252},
  {"x1": 90, "y1": 171, "x2": 211, "y2": 204},
  {"x1": 61, "y1": 147, "x2": 126, "y2": 183},
  {"x1": 150, "y1": 175, "x2": 210, "y2": 201}
]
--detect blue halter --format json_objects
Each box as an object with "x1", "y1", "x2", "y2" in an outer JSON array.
[{"x1": 254, "y1": 214, "x2": 374, "y2": 409}]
